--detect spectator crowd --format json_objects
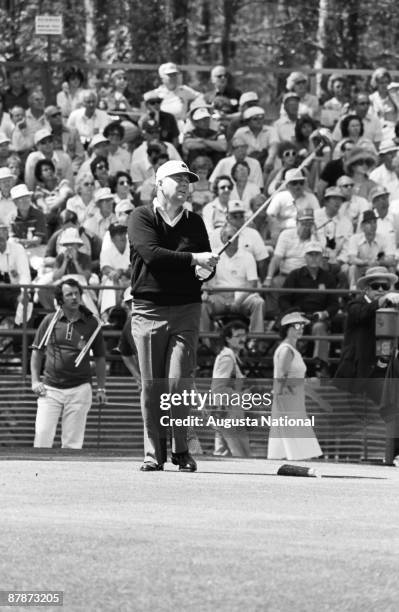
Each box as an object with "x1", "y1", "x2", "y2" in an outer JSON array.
[{"x1": 1, "y1": 62, "x2": 399, "y2": 375}]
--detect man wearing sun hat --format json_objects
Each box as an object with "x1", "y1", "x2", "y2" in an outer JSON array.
[
  {"x1": 142, "y1": 89, "x2": 179, "y2": 146},
  {"x1": 347, "y1": 208, "x2": 396, "y2": 289},
  {"x1": 335, "y1": 265, "x2": 399, "y2": 463},
  {"x1": 128, "y1": 159, "x2": 218, "y2": 472},
  {"x1": 10, "y1": 183, "x2": 47, "y2": 246},
  {"x1": 335, "y1": 266, "x2": 398, "y2": 393}
]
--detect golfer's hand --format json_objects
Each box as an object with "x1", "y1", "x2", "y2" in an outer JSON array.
[
  {"x1": 97, "y1": 389, "x2": 107, "y2": 404},
  {"x1": 32, "y1": 382, "x2": 47, "y2": 397},
  {"x1": 192, "y1": 252, "x2": 219, "y2": 271}
]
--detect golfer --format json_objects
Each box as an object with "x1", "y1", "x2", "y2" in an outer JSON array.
[{"x1": 128, "y1": 160, "x2": 218, "y2": 472}]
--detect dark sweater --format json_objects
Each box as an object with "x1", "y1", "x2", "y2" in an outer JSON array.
[{"x1": 127, "y1": 204, "x2": 212, "y2": 305}]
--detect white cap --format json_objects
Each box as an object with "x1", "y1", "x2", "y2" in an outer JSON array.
[
  {"x1": 34, "y1": 128, "x2": 52, "y2": 146},
  {"x1": 0, "y1": 132, "x2": 10, "y2": 145},
  {"x1": 192, "y1": 108, "x2": 211, "y2": 121},
  {"x1": 158, "y1": 62, "x2": 179, "y2": 77},
  {"x1": 59, "y1": 227, "x2": 84, "y2": 246},
  {"x1": 285, "y1": 168, "x2": 305, "y2": 183},
  {"x1": 227, "y1": 200, "x2": 246, "y2": 213},
  {"x1": 10, "y1": 184, "x2": 33, "y2": 200},
  {"x1": 155, "y1": 160, "x2": 199, "y2": 184},
  {"x1": 239, "y1": 91, "x2": 259, "y2": 107},
  {"x1": 243, "y1": 106, "x2": 265, "y2": 121},
  {"x1": 143, "y1": 89, "x2": 164, "y2": 103},
  {"x1": 304, "y1": 241, "x2": 323, "y2": 254},
  {"x1": 0, "y1": 167, "x2": 14, "y2": 180},
  {"x1": 115, "y1": 199, "x2": 134, "y2": 215},
  {"x1": 90, "y1": 134, "x2": 109, "y2": 148},
  {"x1": 94, "y1": 187, "x2": 114, "y2": 203}
]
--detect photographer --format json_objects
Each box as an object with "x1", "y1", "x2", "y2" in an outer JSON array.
[{"x1": 335, "y1": 266, "x2": 399, "y2": 463}]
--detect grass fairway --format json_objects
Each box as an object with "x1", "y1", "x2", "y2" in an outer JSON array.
[{"x1": 0, "y1": 457, "x2": 398, "y2": 612}]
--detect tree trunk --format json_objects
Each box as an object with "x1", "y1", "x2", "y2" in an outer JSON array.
[
  {"x1": 84, "y1": 0, "x2": 97, "y2": 66},
  {"x1": 314, "y1": 0, "x2": 329, "y2": 97}
]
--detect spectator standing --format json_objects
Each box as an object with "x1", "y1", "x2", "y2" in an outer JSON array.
[
  {"x1": 369, "y1": 139, "x2": 399, "y2": 198},
  {"x1": 285, "y1": 71, "x2": 320, "y2": 120},
  {"x1": 3, "y1": 68, "x2": 29, "y2": 111},
  {"x1": 67, "y1": 90, "x2": 111, "y2": 149},
  {"x1": 267, "y1": 311, "x2": 322, "y2": 459},
  {"x1": 56, "y1": 66, "x2": 85, "y2": 119},
  {"x1": 31, "y1": 278, "x2": 106, "y2": 449},
  {"x1": 142, "y1": 90, "x2": 180, "y2": 148},
  {"x1": 369, "y1": 68, "x2": 399, "y2": 125},
  {"x1": 211, "y1": 320, "x2": 251, "y2": 457},
  {"x1": 154, "y1": 62, "x2": 200, "y2": 130}
]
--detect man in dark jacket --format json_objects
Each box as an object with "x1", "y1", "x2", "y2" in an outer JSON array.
[
  {"x1": 128, "y1": 160, "x2": 218, "y2": 472},
  {"x1": 279, "y1": 241, "x2": 339, "y2": 375},
  {"x1": 335, "y1": 266, "x2": 399, "y2": 463}
]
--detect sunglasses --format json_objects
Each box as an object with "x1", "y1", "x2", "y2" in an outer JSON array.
[
  {"x1": 51, "y1": 112, "x2": 62, "y2": 118},
  {"x1": 229, "y1": 212, "x2": 245, "y2": 217},
  {"x1": 282, "y1": 150, "x2": 296, "y2": 158},
  {"x1": 219, "y1": 185, "x2": 233, "y2": 190},
  {"x1": 215, "y1": 74, "x2": 227, "y2": 79},
  {"x1": 83, "y1": 182, "x2": 94, "y2": 186},
  {"x1": 289, "y1": 180, "x2": 304, "y2": 186},
  {"x1": 340, "y1": 183, "x2": 354, "y2": 188},
  {"x1": 39, "y1": 137, "x2": 53, "y2": 144},
  {"x1": 357, "y1": 101, "x2": 370, "y2": 105},
  {"x1": 369, "y1": 281, "x2": 390, "y2": 290}
]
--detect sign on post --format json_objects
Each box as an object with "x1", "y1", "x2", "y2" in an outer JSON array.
[{"x1": 35, "y1": 15, "x2": 63, "y2": 36}]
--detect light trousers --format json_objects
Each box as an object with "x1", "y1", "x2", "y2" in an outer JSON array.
[{"x1": 34, "y1": 382, "x2": 92, "y2": 449}]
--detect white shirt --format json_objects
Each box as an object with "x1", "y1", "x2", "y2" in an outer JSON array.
[
  {"x1": 230, "y1": 181, "x2": 260, "y2": 213},
  {"x1": 100, "y1": 236, "x2": 130, "y2": 271},
  {"x1": 66, "y1": 108, "x2": 112, "y2": 143},
  {"x1": 202, "y1": 199, "x2": 228, "y2": 234},
  {"x1": 209, "y1": 226, "x2": 269, "y2": 262},
  {"x1": 209, "y1": 155, "x2": 264, "y2": 189},
  {"x1": 108, "y1": 147, "x2": 131, "y2": 174},
  {"x1": 0, "y1": 197, "x2": 17, "y2": 226},
  {"x1": 0, "y1": 240, "x2": 31, "y2": 285},
  {"x1": 314, "y1": 208, "x2": 353, "y2": 262},
  {"x1": 369, "y1": 164, "x2": 399, "y2": 199},
  {"x1": 232, "y1": 125, "x2": 278, "y2": 154},
  {"x1": 154, "y1": 84, "x2": 200, "y2": 121},
  {"x1": 153, "y1": 198, "x2": 188, "y2": 227},
  {"x1": 274, "y1": 228, "x2": 320, "y2": 275},
  {"x1": 206, "y1": 248, "x2": 258, "y2": 302},
  {"x1": 347, "y1": 231, "x2": 395, "y2": 262}
]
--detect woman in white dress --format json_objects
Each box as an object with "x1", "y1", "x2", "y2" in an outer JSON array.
[{"x1": 267, "y1": 311, "x2": 322, "y2": 460}]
